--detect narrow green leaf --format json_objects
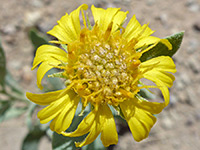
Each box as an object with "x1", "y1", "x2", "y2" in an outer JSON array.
[
  {"x1": 28, "y1": 28, "x2": 49, "y2": 50},
  {"x1": 0, "y1": 37, "x2": 6, "y2": 87},
  {"x1": 0, "y1": 102, "x2": 27, "y2": 123},
  {"x1": 22, "y1": 125, "x2": 46, "y2": 150},
  {"x1": 0, "y1": 101, "x2": 11, "y2": 122},
  {"x1": 5, "y1": 71, "x2": 24, "y2": 95},
  {"x1": 140, "y1": 32, "x2": 184, "y2": 62},
  {"x1": 26, "y1": 103, "x2": 37, "y2": 130},
  {"x1": 4, "y1": 107, "x2": 27, "y2": 121}
]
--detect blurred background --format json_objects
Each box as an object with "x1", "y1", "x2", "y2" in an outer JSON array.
[{"x1": 0, "y1": 0, "x2": 199, "y2": 150}]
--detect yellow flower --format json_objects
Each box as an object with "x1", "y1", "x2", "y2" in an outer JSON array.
[{"x1": 26, "y1": 4, "x2": 176, "y2": 147}]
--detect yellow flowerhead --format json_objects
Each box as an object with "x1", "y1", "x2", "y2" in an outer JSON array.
[{"x1": 27, "y1": 4, "x2": 176, "y2": 147}]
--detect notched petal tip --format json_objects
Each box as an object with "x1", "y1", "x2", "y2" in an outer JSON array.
[{"x1": 80, "y1": 4, "x2": 88, "y2": 10}]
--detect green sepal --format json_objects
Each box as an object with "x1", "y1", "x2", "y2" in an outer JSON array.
[{"x1": 140, "y1": 32, "x2": 184, "y2": 62}]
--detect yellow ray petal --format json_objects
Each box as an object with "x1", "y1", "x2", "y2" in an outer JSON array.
[
  {"x1": 123, "y1": 15, "x2": 154, "y2": 42},
  {"x1": 100, "y1": 105, "x2": 118, "y2": 147},
  {"x1": 62, "y1": 109, "x2": 98, "y2": 147},
  {"x1": 26, "y1": 88, "x2": 67, "y2": 105},
  {"x1": 91, "y1": 5, "x2": 127, "y2": 32},
  {"x1": 140, "y1": 56, "x2": 176, "y2": 73},
  {"x1": 50, "y1": 94, "x2": 80, "y2": 133},
  {"x1": 47, "y1": 4, "x2": 88, "y2": 44},
  {"x1": 70, "y1": 4, "x2": 88, "y2": 35},
  {"x1": 157, "y1": 82, "x2": 170, "y2": 106},
  {"x1": 91, "y1": 5, "x2": 104, "y2": 25},
  {"x1": 134, "y1": 97, "x2": 165, "y2": 114},
  {"x1": 92, "y1": 5, "x2": 119, "y2": 31},
  {"x1": 123, "y1": 15, "x2": 140, "y2": 40},
  {"x1": 135, "y1": 37, "x2": 172, "y2": 52},
  {"x1": 62, "y1": 105, "x2": 117, "y2": 147},
  {"x1": 36, "y1": 60, "x2": 60, "y2": 90},
  {"x1": 101, "y1": 7, "x2": 122, "y2": 31},
  {"x1": 160, "y1": 39, "x2": 172, "y2": 50},
  {"x1": 120, "y1": 100, "x2": 156, "y2": 142},
  {"x1": 34, "y1": 45, "x2": 67, "y2": 57},
  {"x1": 120, "y1": 98, "x2": 135, "y2": 119},
  {"x1": 62, "y1": 110, "x2": 96, "y2": 137},
  {"x1": 33, "y1": 45, "x2": 67, "y2": 69},
  {"x1": 32, "y1": 54, "x2": 67, "y2": 70},
  {"x1": 141, "y1": 59, "x2": 176, "y2": 88},
  {"x1": 138, "y1": 24, "x2": 155, "y2": 40},
  {"x1": 143, "y1": 76, "x2": 170, "y2": 106},
  {"x1": 47, "y1": 25, "x2": 73, "y2": 44},
  {"x1": 134, "y1": 36, "x2": 160, "y2": 50},
  {"x1": 74, "y1": 105, "x2": 107, "y2": 147},
  {"x1": 37, "y1": 94, "x2": 69, "y2": 124},
  {"x1": 75, "y1": 120, "x2": 101, "y2": 147},
  {"x1": 140, "y1": 56, "x2": 176, "y2": 106},
  {"x1": 145, "y1": 70, "x2": 175, "y2": 87},
  {"x1": 112, "y1": 11, "x2": 128, "y2": 32},
  {"x1": 130, "y1": 108, "x2": 156, "y2": 142}
]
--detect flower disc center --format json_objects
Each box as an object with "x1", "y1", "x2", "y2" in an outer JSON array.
[{"x1": 68, "y1": 28, "x2": 141, "y2": 106}]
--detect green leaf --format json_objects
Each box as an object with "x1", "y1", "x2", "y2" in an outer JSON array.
[
  {"x1": 0, "y1": 101, "x2": 11, "y2": 122},
  {"x1": 0, "y1": 37, "x2": 6, "y2": 87},
  {"x1": 0, "y1": 102, "x2": 27, "y2": 123},
  {"x1": 140, "y1": 32, "x2": 184, "y2": 62},
  {"x1": 28, "y1": 28, "x2": 49, "y2": 49},
  {"x1": 26, "y1": 103, "x2": 37, "y2": 130},
  {"x1": 5, "y1": 71, "x2": 24, "y2": 95},
  {"x1": 22, "y1": 125, "x2": 46, "y2": 150}
]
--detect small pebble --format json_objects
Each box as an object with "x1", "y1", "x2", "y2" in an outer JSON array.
[
  {"x1": 185, "y1": 0, "x2": 200, "y2": 12},
  {"x1": 193, "y1": 21, "x2": 200, "y2": 32},
  {"x1": 161, "y1": 117, "x2": 174, "y2": 129}
]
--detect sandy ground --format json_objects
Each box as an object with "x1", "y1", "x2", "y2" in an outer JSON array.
[{"x1": 0, "y1": 0, "x2": 200, "y2": 150}]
